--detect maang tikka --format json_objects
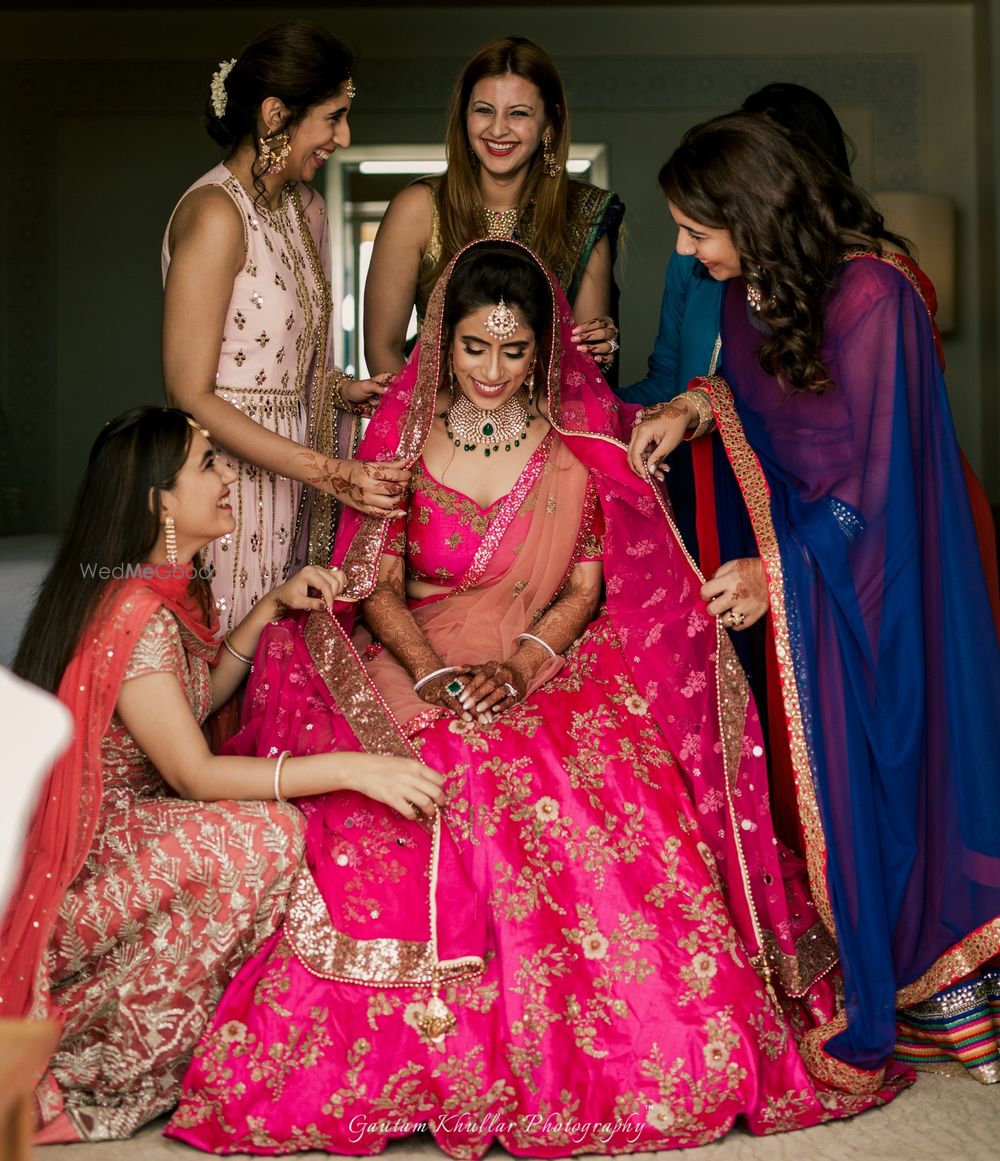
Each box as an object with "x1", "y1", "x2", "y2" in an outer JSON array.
[{"x1": 484, "y1": 298, "x2": 518, "y2": 341}]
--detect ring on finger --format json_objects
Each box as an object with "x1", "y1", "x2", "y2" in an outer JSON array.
[
  {"x1": 606, "y1": 338, "x2": 620, "y2": 354},
  {"x1": 503, "y1": 682, "x2": 518, "y2": 699}
]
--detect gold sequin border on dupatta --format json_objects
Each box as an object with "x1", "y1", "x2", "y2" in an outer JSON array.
[
  {"x1": 697, "y1": 374, "x2": 891, "y2": 1093},
  {"x1": 701, "y1": 373, "x2": 1000, "y2": 1096},
  {"x1": 283, "y1": 610, "x2": 484, "y2": 989},
  {"x1": 701, "y1": 376, "x2": 835, "y2": 936},
  {"x1": 285, "y1": 187, "x2": 361, "y2": 568},
  {"x1": 338, "y1": 261, "x2": 447, "y2": 602}
]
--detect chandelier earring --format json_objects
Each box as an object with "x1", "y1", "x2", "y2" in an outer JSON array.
[
  {"x1": 542, "y1": 128, "x2": 561, "y2": 179},
  {"x1": 525, "y1": 364, "x2": 536, "y2": 407},
  {"x1": 258, "y1": 130, "x2": 291, "y2": 175},
  {"x1": 163, "y1": 514, "x2": 178, "y2": 566}
]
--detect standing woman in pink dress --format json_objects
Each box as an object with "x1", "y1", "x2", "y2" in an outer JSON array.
[{"x1": 162, "y1": 21, "x2": 408, "y2": 631}]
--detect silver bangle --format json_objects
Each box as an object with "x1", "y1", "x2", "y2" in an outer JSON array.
[
  {"x1": 412, "y1": 665, "x2": 458, "y2": 694},
  {"x1": 273, "y1": 750, "x2": 292, "y2": 803},
  {"x1": 223, "y1": 633, "x2": 253, "y2": 666},
  {"x1": 516, "y1": 632, "x2": 558, "y2": 661}
]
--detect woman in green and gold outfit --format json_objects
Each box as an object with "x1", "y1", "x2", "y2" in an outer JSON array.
[{"x1": 363, "y1": 36, "x2": 624, "y2": 379}]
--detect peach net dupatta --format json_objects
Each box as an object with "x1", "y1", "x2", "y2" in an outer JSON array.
[{"x1": 362, "y1": 434, "x2": 588, "y2": 729}]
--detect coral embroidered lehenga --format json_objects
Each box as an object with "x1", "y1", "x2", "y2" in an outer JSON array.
[
  {"x1": 166, "y1": 241, "x2": 907, "y2": 1157},
  {"x1": 0, "y1": 570, "x2": 304, "y2": 1142}
]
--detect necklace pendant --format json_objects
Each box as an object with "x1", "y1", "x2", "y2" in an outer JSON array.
[{"x1": 444, "y1": 390, "x2": 532, "y2": 455}]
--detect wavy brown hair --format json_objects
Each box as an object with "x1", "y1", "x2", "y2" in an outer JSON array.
[
  {"x1": 434, "y1": 37, "x2": 571, "y2": 290},
  {"x1": 659, "y1": 112, "x2": 900, "y2": 393}
]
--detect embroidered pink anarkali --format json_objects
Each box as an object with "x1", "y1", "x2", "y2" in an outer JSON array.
[{"x1": 167, "y1": 241, "x2": 908, "y2": 1156}]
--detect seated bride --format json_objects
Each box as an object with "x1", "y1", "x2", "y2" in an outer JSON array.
[{"x1": 166, "y1": 241, "x2": 909, "y2": 1157}]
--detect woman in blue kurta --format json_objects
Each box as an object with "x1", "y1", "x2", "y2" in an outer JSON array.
[{"x1": 630, "y1": 112, "x2": 1000, "y2": 1088}]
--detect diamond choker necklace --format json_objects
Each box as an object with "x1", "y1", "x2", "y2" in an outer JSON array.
[{"x1": 445, "y1": 390, "x2": 533, "y2": 456}]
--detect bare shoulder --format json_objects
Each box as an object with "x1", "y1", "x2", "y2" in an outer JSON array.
[
  {"x1": 169, "y1": 184, "x2": 245, "y2": 251},
  {"x1": 380, "y1": 181, "x2": 434, "y2": 239}
]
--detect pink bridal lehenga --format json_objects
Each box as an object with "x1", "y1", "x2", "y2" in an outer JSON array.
[{"x1": 166, "y1": 240, "x2": 909, "y2": 1156}]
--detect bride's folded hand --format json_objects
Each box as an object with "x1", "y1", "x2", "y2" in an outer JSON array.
[
  {"x1": 414, "y1": 666, "x2": 474, "y2": 716},
  {"x1": 458, "y1": 660, "x2": 528, "y2": 725},
  {"x1": 340, "y1": 753, "x2": 444, "y2": 820}
]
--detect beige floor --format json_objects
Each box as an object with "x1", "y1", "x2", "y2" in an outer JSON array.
[{"x1": 38, "y1": 1072, "x2": 999, "y2": 1161}]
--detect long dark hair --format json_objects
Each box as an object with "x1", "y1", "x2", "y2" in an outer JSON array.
[
  {"x1": 659, "y1": 112, "x2": 895, "y2": 393},
  {"x1": 436, "y1": 38, "x2": 572, "y2": 287},
  {"x1": 13, "y1": 407, "x2": 210, "y2": 693},
  {"x1": 442, "y1": 242, "x2": 553, "y2": 373},
  {"x1": 741, "y1": 82, "x2": 854, "y2": 176},
  {"x1": 205, "y1": 21, "x2": 355, "y2": 206}
]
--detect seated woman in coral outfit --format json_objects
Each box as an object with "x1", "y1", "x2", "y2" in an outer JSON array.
[
  {"x1": 166, "y1": 242, "x2": 908, "y2": 1158},
  {"x1": 0, "y1": 406, "x2": 441, "y2": 1142}
]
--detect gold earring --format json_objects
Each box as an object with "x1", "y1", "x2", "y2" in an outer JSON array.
[
  {"x1": 525, "y1": 366, "x2": 536, "y2": 405},
  {"x1": 258, "y1": 130, "x2": 291, "y2": 175},
  {"x1": 542, "y1": 129, "x2": 561, "y2": 179},
  {"x1": 163, "y1": 514, "x2": 178, "y2": 565}
]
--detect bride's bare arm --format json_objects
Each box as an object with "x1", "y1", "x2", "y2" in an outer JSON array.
[{"x1": 361, "y1": 553, "x2": 470, "y2": 713}]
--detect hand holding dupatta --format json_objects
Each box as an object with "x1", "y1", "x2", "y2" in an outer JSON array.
[
  {"x1": 626, "y1": 390, "x2": 708, "y2": 479},
  {"x1": 701, "y1": 557, "x2": 769, "y2": 631}
]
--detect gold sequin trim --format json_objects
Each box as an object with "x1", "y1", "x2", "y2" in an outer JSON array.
[
  {"x1": 285, "y1": 865, "x2": 484, "y2": 985},
  {"x1": 705, "y1": 375, "x2": 836, "y2": 942}
]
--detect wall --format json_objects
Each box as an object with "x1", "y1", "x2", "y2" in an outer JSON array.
[{"x1": 0, "y1": 2, "x2": 993, "y2": 533}]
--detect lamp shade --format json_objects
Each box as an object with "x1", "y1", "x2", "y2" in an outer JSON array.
[{"x1": 871, "y1": 192, "x2": 956, "y2": 334}]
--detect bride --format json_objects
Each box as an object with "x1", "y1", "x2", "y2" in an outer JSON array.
[{"x1": 166, "y1": 240, "x2": 907, "y2": 1156}]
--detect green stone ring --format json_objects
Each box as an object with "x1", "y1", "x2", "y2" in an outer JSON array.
[{"x1": 445, "y1": 678, "x2": 465, "y2": 696}]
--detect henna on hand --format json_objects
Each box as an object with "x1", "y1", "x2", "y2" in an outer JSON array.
[
  {"x1": 458, "y1": 660, "x2": 527, "y2": 722},
  {"x1": 701, "y1": 557, "x2": 769, "y2": 631},
  {"x1": 729, "y1": 557, "x2": 768, "y2": 605},
  {"x1": 299, "y1": 452, "x2": 409, "y2": 516}
]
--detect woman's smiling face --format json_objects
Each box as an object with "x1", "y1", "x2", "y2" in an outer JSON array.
[
  {"x1": 466, "y1": 73, "x2": 547, "y2": 181},
  {"x1": 449, "y1": 303, "x2": 537, "y2": 409}
]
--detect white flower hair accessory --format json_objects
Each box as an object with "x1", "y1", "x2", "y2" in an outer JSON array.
[{"x1": 210, "y1": 58, "x2": 237, "y2": 119}]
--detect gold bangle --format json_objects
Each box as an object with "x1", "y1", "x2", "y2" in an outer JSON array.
[
  {"x1": 223, "y1": 633, "x2": 253, "y2": 666},
  {"x1": 668, "y1": 389, "x2": 715, "y2": 441},
  {"x1": 328, "y1": 370, "x2": 367, "y2": 415}
]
